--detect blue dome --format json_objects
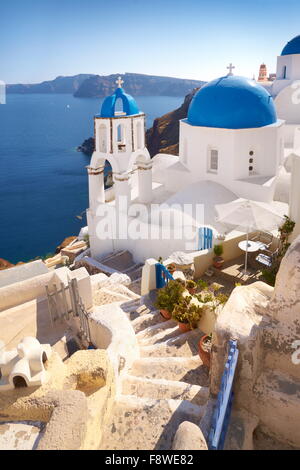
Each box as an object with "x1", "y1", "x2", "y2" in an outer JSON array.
[
  {"x1": 281, "y1": 35, "x2": 300, "y2": 56},
  {"x1": 187, "y1": 75, "x2": 277, "y2": 129},
  {"x1": 100, "y1": 86, "x2": 140, "y2": 118}
]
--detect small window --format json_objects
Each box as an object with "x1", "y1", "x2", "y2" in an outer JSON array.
[
  {"x1": 249, "y1": 150, "x2": 254, "y2": 156},
  {"x1": 283, "y1": 66, "x2": 287, "y2": 79},
  {"x1": 209, "y1": 149, "x2": 218, "y2": 173},
  {"x1": 249, "y1": 158, "x2": 253, "y2": 164},
  {"x1": 117, "y1": 124, "x2": 122, "y2": 142}
]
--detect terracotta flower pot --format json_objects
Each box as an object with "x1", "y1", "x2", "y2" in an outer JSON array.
[
  {"x1": 213, "y1": 257, "x2": 224, "y2": 269},
  {"x1": 178, "y1": 322, "x2": 191, "y2": 333},
  {"x1": 198, "y1": 335, "x2": 212, "y2": 368},
  {"x1": 160, "y1": 309, "x2": 171, "y2": 320},
  {"x1": 167, "y1": 264, "x2": 176, "y2": 275},
  {"x1": 187, "y1": 288, "x2": 197, "y2": 295}
]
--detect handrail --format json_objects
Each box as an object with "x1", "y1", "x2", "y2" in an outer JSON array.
[
  {"x1": 155, "y1": 263, "x2": 174, "y2": 288},
  {"x1": 208, "y1": 339, "x2": 239, "y2": 450}
]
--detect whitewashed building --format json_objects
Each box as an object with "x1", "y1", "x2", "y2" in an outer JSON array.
[
  {"x1": 267, "y1": 35, "x2": 300, "y2": 148},
  {"x1": 86, "y1": 38, "x2": 300, "y2": 262}
]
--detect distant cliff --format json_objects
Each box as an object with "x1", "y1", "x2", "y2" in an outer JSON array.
[
  {"x1": 146, "y1": 88, "x2": 199, "y2": 156},
  {"x1": 74, "y1": 73, "x2": 205, "y2": 98},
  {"x1": 7, "y1": 73, "x2": 205, "y2": 98},
  {"x1": 6, "y1": 74, "x2": 93, "y2": 94},
  {"x1": 77, "y1": 88, "x2": 200, "y2": 158}
]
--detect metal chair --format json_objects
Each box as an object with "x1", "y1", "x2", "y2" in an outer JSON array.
[
  {"x1": 255, "y1": 248, "x2": 279, "y2": 268},
  {"x1": 252, "y1": 231, "x2": 273, "y2": 251}
]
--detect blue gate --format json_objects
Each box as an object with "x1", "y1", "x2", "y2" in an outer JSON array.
[
  {"x1": 155, "y1": 263, "x2": 174, "y2": 289},
  {"x1": 208, "y1": 340, "x2": 239, "y2": 450},
  {"x1": 198, "y1": 227, "x2": 213, "y2": 250}
]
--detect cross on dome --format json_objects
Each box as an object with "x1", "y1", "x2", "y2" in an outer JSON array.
[
  {"x1": 116, "y1": 76, "x2": 124, "y2": 88},
  {"x1": 227, "y1": 63, "x2": 235, "y2": 76}
]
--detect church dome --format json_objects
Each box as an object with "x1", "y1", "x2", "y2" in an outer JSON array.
[
  {"x1": 187, "y1": 75, "x2": 277, "y2": 129},
  {"x1": 281, "y1": 35, "x2": 300, "y2": 56},
  {"x1": 100, "y1": 82, "x2": 140, "y2": 118}
]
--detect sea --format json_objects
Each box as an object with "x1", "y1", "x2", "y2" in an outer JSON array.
[{"x1": 0, "y1": 94, "x2": 183, "y2": 263}]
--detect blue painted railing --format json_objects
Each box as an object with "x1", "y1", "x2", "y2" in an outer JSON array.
[
  {"x1": 155, "y1": 263, "x2": 174, "y2": 288},
  {"x1": 198, "y1": 227, "x2": 213, "y2": 250},
  {"x1": 208, "y1": 340, "x2": 239, "y2": 450}
]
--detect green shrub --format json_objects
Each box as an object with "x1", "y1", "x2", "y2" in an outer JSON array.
[
  {"x1": 172, "y1": 296, "x2": 203, "y2": 327},
  {"x1": 213, "y1": 244, "x2": 223, "y2": 257},
  {"x1": 154, "y1": 279, "x2": 185, "y2": 312},
  {"x1": 196, "y1": 279, "x2": 208, "y2": 290}
]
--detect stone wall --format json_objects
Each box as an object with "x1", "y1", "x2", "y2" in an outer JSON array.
[
  {"x1": 210, "y1": 235, "x2": 300, "y2": 448},
  {"x1": 0, "y1": 349, "x2": 115, "y2": 450}
]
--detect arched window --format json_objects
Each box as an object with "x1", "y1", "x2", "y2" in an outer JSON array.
[
  {"x1": 116, "y1": 124, "x2": 126, "y2": 152},
  {"x1": 99, "y1": 124, "x2": 107, "y2": 153},
  {"x1": 117, "y1": 124, "x2": 122, "y2": 142},
  {"x1": 115, "y1": 97, "x2": 125, "y2": 116}
]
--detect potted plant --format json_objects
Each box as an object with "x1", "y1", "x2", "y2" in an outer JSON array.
[
  {"x1": 213, "y1": 244, "x2": 224, "y2": 269},
  {"x1": 198, "y1": 333, "x2": 212, "y2": 368},
  {"x1": 154, "y1": 279, "x2": 185, "y2": 320},
  {"x1": 186, "y1": 280, "x2": 197, "y2": 295},
  {"x1": 167, "y1": 263, "x2": 176, "y2": 275},
  {"x1": 172, "y1": 296, "x2": 203, "y2": 332}
]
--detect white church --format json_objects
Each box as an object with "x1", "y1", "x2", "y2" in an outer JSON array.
[{"x1": 84, "y1": 35, "x2": 300, "y2": 263}]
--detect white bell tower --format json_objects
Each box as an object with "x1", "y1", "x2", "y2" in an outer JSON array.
[{"x1": 87, "y1": 77, "x2": 152, "y2": 258}]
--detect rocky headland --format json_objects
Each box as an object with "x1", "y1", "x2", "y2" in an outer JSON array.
[{"x1": 145, "y1": 88, "x2": 199, "y2": 156}]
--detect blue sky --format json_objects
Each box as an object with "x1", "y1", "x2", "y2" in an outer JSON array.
[{"x1": 0, "y1": 0, "x2": 299, "y2": 84}]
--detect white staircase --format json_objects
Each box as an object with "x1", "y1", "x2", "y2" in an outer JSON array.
[{"x1": 99, "y1": 289, "x2": 210, "y2": 450}]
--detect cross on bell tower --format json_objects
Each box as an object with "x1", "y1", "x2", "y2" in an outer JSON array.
[
  {"x1": 227, "y1": 63, "x2": 235, "y2": 76},
  {"x1": 116, "y1": 76, "x2": 124, "y2": 88}
]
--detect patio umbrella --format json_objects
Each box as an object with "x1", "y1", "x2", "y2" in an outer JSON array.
[{"x1": 215, "y1": 199, "x2": 284, "y2": 273}]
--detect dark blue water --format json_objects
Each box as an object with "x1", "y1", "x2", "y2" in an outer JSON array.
[{"x1": 0, "y1": 94, "x2": 183, "y2": 263}]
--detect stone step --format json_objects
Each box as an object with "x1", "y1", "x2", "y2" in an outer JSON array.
[
  {"x1": 93, "y1": 287, "x2": 133, "y2": 307},
  {"x1": 122, "y1": 375, "x2": 209, "y2": 405},
  {"x1": 140, "y1": 329, "x2": 203, "y2": 358},
  {"x1": 130, "y1": 310, "x2": 166, "y2": 333},
  {"x1": 136, "y1": 318, "x2": 177, "y2": 341},
  {"x1": 99, "y1": 250, "x2": 126, "y2": 264},
  {"x1": 123, "y1": 262, "x2": 143, "y2": 274},
  {"x1": 128, "y1": 277, "x2": 142, "y2": 296},
  {"x1": 100, "y1": 395, "x2": 204, "y2": 450},
  {"x1": 128, "y1": 266, "x2": 143, "y2": 281},
  {"x1": 101, "y1": 250, "x2": 134, "y2": 271},
  {"x1": 128, "y1": 356, "x2": 209, "y2": 386},
  {"x1": 120, "y1": 299, "x2": 158, "y2": 322},
  {"x1": 138, "y1": 324, "x2": 182, "y2": 346}
]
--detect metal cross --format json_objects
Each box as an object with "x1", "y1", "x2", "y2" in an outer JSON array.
[
  {"x1": 227, "y1": 63, "x2": 235, "y2": 76},
  {"x1": 116, "y1": 76, "x2": 124, "y2": 88}
]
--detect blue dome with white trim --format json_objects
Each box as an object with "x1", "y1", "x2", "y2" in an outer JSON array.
[
  {"x1": 281, "y1": 35, "x2": 300, "y2": 56},
  {"x1": 187, "y1": 75, "x2": 277, "y2": 129},
  {"x1": 100, "y1": 85, "x2": 140, "y2": 118}
]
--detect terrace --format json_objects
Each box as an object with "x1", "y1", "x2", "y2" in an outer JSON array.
[{"x1": 201, "y1": 255, "x2": 264, "y2": 296}]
